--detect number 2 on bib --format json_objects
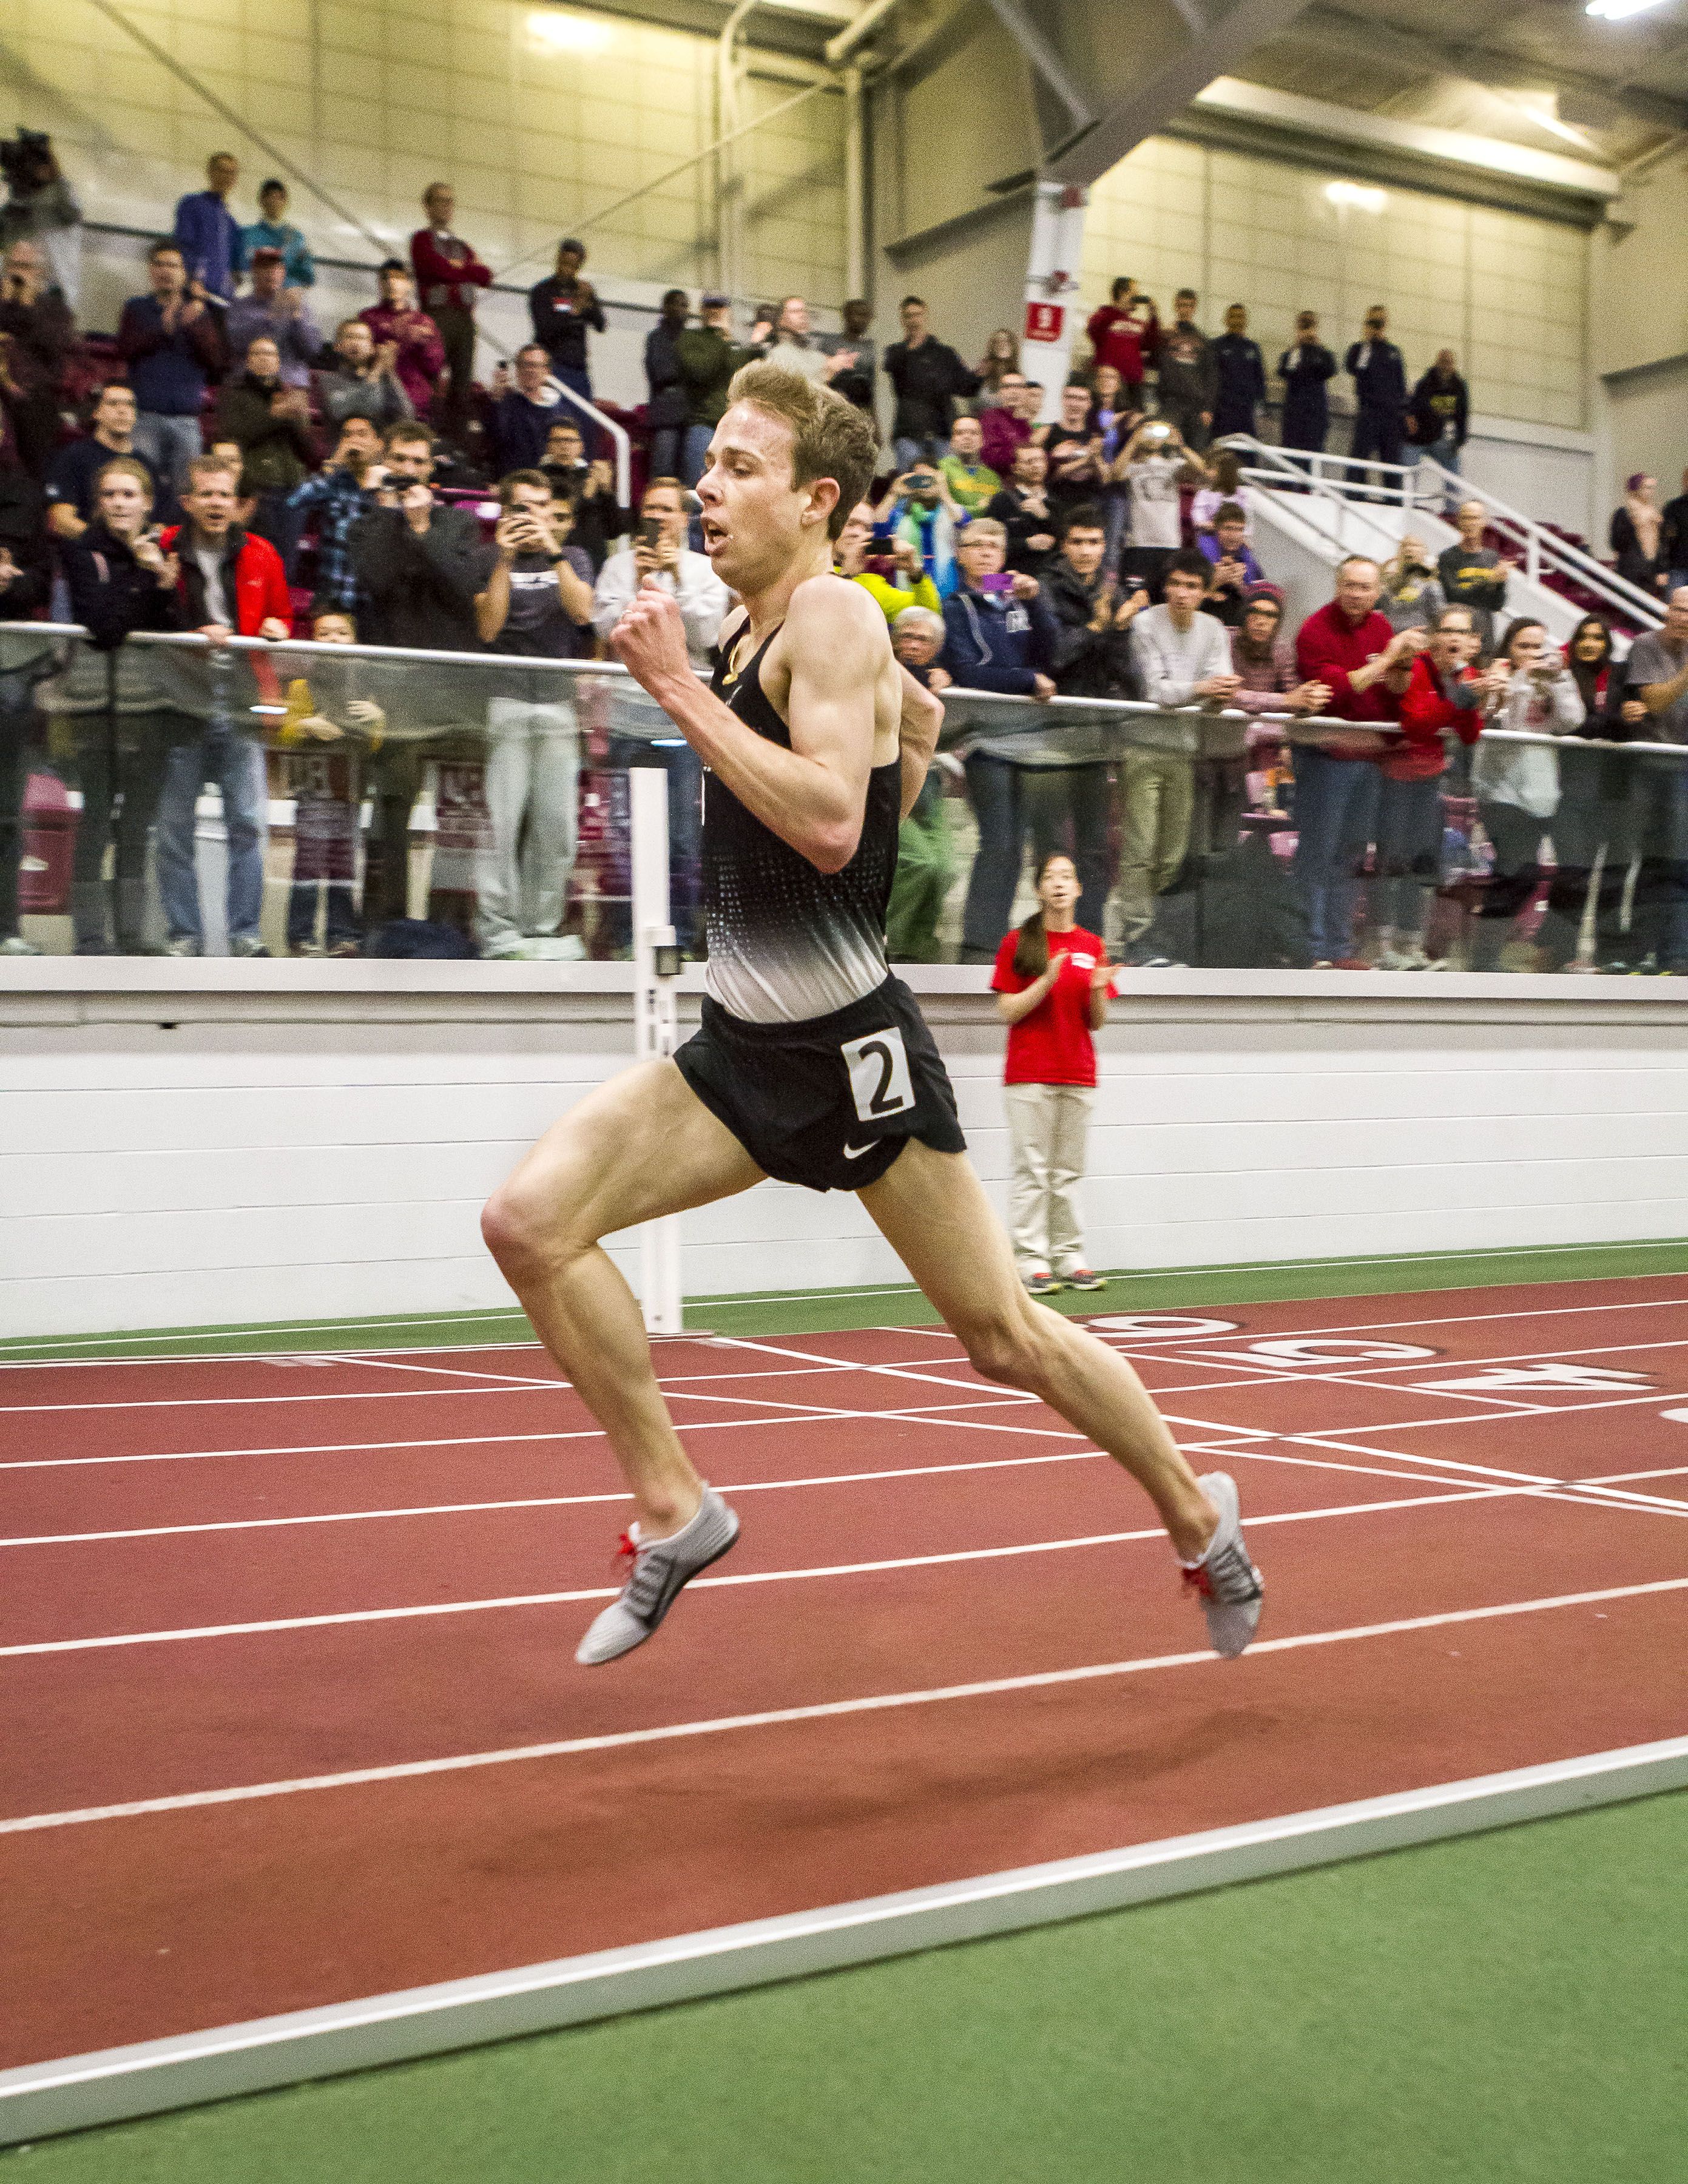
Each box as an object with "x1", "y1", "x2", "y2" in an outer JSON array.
[{"x1": 841, "y1": 1027, "x2": 916, "y2": 1122}]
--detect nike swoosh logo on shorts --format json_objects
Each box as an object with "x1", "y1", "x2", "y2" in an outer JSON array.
[{"x1": 842, "y1": 1141, "x2": 878, "y2": 1159}]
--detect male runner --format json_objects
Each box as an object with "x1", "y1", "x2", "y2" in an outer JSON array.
[{"x1": 482, "y1": 361, "x2": 1263, "y2": 1667}]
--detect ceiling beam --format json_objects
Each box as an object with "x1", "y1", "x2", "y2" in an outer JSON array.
[
  {"x1": 1278, "y1": 6, "x2": 1688, "y2": 137},
  {"x1": 1044, "y1": 0, "x2": 1318, "y2": 186}
]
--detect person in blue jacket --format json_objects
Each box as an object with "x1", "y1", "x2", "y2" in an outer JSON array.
[
  {"x1": 1278, "y1": 311, "x2": 1337, "y2": 456},
  {"x1": 1210, "y1": 303, "x2": 1266, "y2": 440},
  {"x1": 1345, "y1": 303, "x2": 1409, "y2": 477},
  {"x1": 940, "y1": 516, "x2": 1064, "y2": 959}
]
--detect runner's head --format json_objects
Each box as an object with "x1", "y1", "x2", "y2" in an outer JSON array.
[{"x1": 699, "y1": 360, "x2": 879, "y2": 591}]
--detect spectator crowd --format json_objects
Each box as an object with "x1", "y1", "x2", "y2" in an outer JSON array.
[{"x1": 2, "y1": 132, "x2": 1686, "y2": 975}]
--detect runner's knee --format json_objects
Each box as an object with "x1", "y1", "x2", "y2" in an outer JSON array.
[
  {"x1": 957, "y1": 1298, "x2": 1048, "y2": 1388},
  {"x1": 481, "y1": 1167, "x2": 593, "y2": 1274}
]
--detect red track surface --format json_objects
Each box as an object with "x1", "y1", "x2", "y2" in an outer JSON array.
[{"x1": 4, "y1": 1278, "x2": 1687, "y2": 2071}]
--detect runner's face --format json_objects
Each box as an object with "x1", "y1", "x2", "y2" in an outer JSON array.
[{"x1": 697, "y1": 401, "x2": 831, "y2": 589}]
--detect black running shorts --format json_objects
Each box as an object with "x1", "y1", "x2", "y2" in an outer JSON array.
[{"x1": 674, "y1": 974, "x2": 967, "y2": 1193}]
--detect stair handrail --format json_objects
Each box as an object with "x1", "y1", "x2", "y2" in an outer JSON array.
[{"x1": 1224, "y1": 436, "x2": 1666, "y2": 633}]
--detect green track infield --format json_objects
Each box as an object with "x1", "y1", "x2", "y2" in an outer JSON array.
[
  {"x1": 7, "y1": 1791, "x2": 1681, "y2": 2183},
  {"x1": 4, "y1": 1235, "x2": 1688, "y2": 1361}
]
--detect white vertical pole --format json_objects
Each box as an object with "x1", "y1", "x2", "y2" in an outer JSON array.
[
  {"x1": 1020, "y1": 179, "x2": 1089, "y2": 425},
  {"x1": 630, "y1": 767, "x2": 684, "y2": 1336}
]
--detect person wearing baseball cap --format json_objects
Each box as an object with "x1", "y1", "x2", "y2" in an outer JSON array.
[{"x1": 225, "y1": 243, "x2": 322, "y2": 388}]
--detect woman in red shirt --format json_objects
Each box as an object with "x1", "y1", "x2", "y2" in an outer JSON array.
[
  {"x1": 1369, "y1": 604, "x2": 1482, "y2": 968},
  {"x1": 991, "y1": 854, "x2": 1113, "y2": 1297}
]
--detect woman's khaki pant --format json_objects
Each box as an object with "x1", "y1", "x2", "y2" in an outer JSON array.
[{"x1": 1005, "y1": 1081, "x2": 1095, "y2": 1276}]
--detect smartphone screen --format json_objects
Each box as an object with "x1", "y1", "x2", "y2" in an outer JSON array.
[
  {"x1": 979, "y1": 572, "x2": 1014, "y2": 595},
  {"x1": 639, "y1": 516, "x2": 663, "y2": 546}
]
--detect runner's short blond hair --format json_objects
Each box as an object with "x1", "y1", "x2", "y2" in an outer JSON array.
[{"x1": 724, "y1": 359, "x2": 879, "y2": 540}]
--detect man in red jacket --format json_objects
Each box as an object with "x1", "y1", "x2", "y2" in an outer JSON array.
[
  {"x1": 1086, "y1": 277, "x2": 1160, "y2": 408},
  {"x1": 411, "y1": 181, "x2": 493, "y2": 451},
  {"x1": 154, "y1": 456, "x2": 292, "y2": 956},
  {"x1": 1292, "y1": 554, "x2": 1423, "y2": 966}
]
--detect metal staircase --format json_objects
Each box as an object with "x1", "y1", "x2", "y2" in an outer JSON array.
[{"x1": 1224, "y1": 438, "x2": 1664, "y2": 651}]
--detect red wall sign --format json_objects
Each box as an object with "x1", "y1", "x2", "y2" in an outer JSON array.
[{"x1": 1024, "y1": 300, "x2": 1065, "y2": 344}]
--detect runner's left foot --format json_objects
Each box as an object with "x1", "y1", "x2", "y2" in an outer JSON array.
[
  {"x1": 576, "y1": 1486, "x2": 740, "y2": 1665},
  {"x1": 1181, "y1": 1472, "x2": 1264, "y2": 1658}
]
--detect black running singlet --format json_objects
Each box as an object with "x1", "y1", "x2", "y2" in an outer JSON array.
[{"x1": 704, "y1": 616, "x2": 901, "y2": 1023}]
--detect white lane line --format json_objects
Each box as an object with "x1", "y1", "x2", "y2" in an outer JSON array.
[
  {"x1": 8, "y1": 1575, "x2": 1684, "y2": 1836},
  {"x1": 1249, "y1": 1426, "x2": 1688, "y2": 1518},
  {"x1": 0, "y1": 1438, "x2": 1487, "y2": 1550},
  {"x1": 1106, "y1": 1292, "x2": 1688, "y2": 1350},
  {"x1": 0, "y1": 1486, "x2": 1508, "y2": 1658}
]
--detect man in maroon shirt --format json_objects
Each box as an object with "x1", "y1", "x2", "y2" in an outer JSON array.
[
  {"x1": 410, "y1": 182, "x2": 493, "y2": 451},
  {"x1": 1086, "y1": 277, "x2": 1160, "y2": 408},
  {"x1": 979, "y1": 369, "x2": 1038, "y2": 479},
  {"x1": 1292, "y1": 554, "x2": 1423, "y2": 965}
]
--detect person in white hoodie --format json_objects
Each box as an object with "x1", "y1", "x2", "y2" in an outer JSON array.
[{"x1": 1471, "y1": 615, "x2": 1584, "y2": 970}]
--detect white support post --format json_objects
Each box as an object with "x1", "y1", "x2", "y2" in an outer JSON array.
[
  {"x1": 1020, "y1": 179, "x2": 1089, "y2": 424},
  {"x1": 630, "y1": 768, "x2": 684, "y2": 1336}
]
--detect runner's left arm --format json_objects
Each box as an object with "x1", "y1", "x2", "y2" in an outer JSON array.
[
  {"x1": 613, "y1": 574, "x2": 882, "y2": 873},
  {"x1": 897, "y1": 666, "x2": 943, "y2": 820}
]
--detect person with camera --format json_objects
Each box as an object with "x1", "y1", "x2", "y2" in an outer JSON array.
[
  {"x1": 0, "y1": 130, "x2": 81, "y2": 306},
  {"x1": 470, "y1": 470, "x2": 596, "y2": 960},
  {"x1": 286, "y1": 414, "x2": 387, "y2": 612},
  {"x1": 1470, "y1": 616, "x2": 1585, "y2": 971},
  {"x1": 592, "y1": 477, "x2": 730, "y2": 954},
  {"x1": 118, "y1": 241, "x2": 226, "y2": 490},
  {"x1": 874, "y1": 459, "x2": 960, "y2": 599},
  {"x1": 346, "y1": 419, "x2": 487, "y2": 652},
  {"x1": 1195, "y1": 502, "x2": 1264, "y2": 629},
  {"x1": 0, "y1": 237, "x2": 75, "y2": 480},
  {"x1": 1113, "y1": 416, "x2": 1203, "y2": 598},
  {"x1": 58, "y1": 458, "x2": 179, "y2": 952},
  {"x1": 538, "y1": 419, "x2": 627, "y2": 573},
  {"x1": 835, "y1": 499, "x2": 941, "y2": 619}
]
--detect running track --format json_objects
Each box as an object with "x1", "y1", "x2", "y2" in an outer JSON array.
[{"x1": 4, "y1": 1276, "x2": 1687, "y2": 2074}]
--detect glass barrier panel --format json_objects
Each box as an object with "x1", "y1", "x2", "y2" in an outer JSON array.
[{"x1": 2, "y1": 625, "x2": 1684, "y2": 976}]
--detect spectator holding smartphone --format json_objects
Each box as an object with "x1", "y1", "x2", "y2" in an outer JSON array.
[
  {"x1": 1038, "y1": 380, "x2": 1107, "y2": 525},
  {"x1": 1470, "y1": 616, "x2": 1584, "y2": 970},
  {"x1": 1196, "y1": 503, "x2": 1263, "y2": 628},
  {"x1": 473, "y1": 470, "x2": 595, "y2": 960},
  {"x1": 59, "y1": 457, "x2": 178, "y2": 953},
  {"x1": 592, "y1": 477, "x2": 729, "y2": 953},
  {"x1": 991, "y1": 852, "x2": 1113, "y2": 1297},
  {"x1": 287, "y1": 414, "x2": 385, "y2": 612},
  {"x1": 1113, "y1": 418, "x2": 1204, "y2": 599}
]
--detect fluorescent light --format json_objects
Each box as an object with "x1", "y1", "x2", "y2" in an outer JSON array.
[
  {"x1": 1325, "y1": 180, "x2": 1386, "y2": 212},
  {"x1": 1585, "y1": 0, "x2": 1671, "y2": 19},
  {"x1": 527, "y1": 10, "x2": 614, "y2": 53}
]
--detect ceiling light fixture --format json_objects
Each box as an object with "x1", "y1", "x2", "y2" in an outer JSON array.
[
  {"x1": 527, "y1": 9, "x2": 614, "y2": 53},
  {"x1": 1325, "y1": 180, "x2": 1386, "y2": 211},
  {"x1": 1585, "y1": 0, "x2": 1672, "y2": 21}
]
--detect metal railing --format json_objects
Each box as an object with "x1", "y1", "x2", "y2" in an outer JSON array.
[{"x1": 1224, "y1": 436, "x2": 1666, "y2": 636}]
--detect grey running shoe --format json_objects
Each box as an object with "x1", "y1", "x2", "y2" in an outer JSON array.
[
  {"x1": 1025, "y1": 1272, "x2": 1064, "y2": 1298},
  {"x1": 576, "y1": 1485, "x2": 740, "y2": 1665},
  {"x1": 1183, "y1": 1471, "x2": 1264, "y2": 1658}
]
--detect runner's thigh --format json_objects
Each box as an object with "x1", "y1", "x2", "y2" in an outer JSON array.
[
  {"x1": 499, "y1": 1057, "x2": 766, "y2": 1242},
  {"x1": 856, "y1": 1135, "x2": 1028, "y2": 1330}
]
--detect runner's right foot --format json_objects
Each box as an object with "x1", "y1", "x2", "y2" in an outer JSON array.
[
  {"x1": 1181, "y1": 1472, "x2": 1264, "y2": 1658},
  {"x1": 576, "y1": 1486, "x2": 740, "y2": 1665}
]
